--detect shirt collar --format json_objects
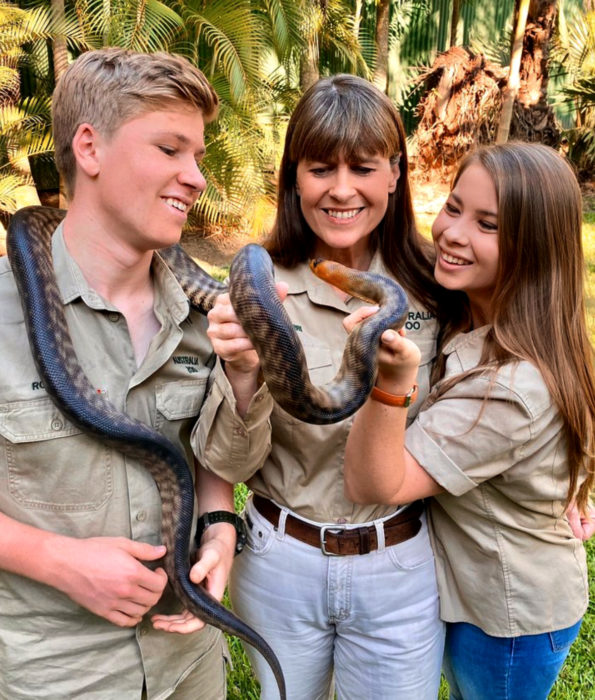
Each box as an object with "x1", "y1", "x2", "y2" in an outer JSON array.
[
  {"x1": 442, "y1": 325, "x2": 491, "y2": 370},
  {"x1": 51, "y1": 224, "x2": 190, "y2": 326}
]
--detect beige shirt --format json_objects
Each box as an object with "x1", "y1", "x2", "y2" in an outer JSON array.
[
  {"x1": 406, "y1": 326, "x2": 589, "y2": 636},
  {"x1": 199, "y1": 253, "x2": 439, "y2": 524},
  {"x1": 0, "y1": 226, "x2": 271, "y2": 699}
]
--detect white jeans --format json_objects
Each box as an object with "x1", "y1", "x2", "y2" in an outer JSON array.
[{"x1": 229, "y1": 496, "x2": 445, "y2": 700}]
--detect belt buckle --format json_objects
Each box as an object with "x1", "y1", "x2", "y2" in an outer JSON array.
[{"x1": 320, "y1": 525, "x2": 342, "y2": 556}]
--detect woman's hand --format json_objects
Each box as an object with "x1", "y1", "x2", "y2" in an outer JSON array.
[
  {"x1": 207, "y1": 282, "x2": 288, "y2": 415},
  {"x1": 567, "y1": 501, "x2": 595, "y2": 542},
  {"x1": 343, "y1": 306, "x2": 421, "y2": 389},
  {"x1": 150, "y1": 522, "x2": 236, "y2": 635}
]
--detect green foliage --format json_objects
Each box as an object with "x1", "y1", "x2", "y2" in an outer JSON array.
[
  {"x1": 0, "y1": 1, "x2": 55, "y2": 214},
  {"x1": 554, "y1": 9, "x2": 595, "y2": 178}
]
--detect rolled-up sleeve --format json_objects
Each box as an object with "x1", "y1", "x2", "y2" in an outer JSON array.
[
  {"x1": 192, "y1": 359, "x2": 273, "y2": 482},
  {"x1": 405, "y1": 375, "x2": 534, "y2": 497}
]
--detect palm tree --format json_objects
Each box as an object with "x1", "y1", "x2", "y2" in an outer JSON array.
[
  {"x1": 0, "y1": 0, "x2": 56, "y2": 236},
  {"x1": 556, "y1": 3, "x2": 595, "y2": 177},
  {"x1": 510, "y1": 0, "x2": 560, "y2": 145}
]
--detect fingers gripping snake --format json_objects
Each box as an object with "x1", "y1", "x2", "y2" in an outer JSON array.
[{"x1": 7, "y1": 206, "x2": 409, "y2": 698}]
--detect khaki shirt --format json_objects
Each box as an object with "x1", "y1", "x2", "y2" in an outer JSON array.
[
  {"x1": 406, "y1": 326, "x2": 589, "y2": 636},
  {"x1": 0, "y1": 226, "x2": 271, "y2": 699},
  {"x1": 199, "y1": 253, "x2": 439, "y2": 524}
]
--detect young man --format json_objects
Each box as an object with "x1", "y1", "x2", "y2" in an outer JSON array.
[{"x1": 0, "y1": 49, "x2": 272, "y2": 699}]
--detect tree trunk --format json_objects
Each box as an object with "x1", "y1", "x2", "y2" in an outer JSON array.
[
  {"x1": 299, "y1": 40, "x2": 319, "y2": 91},
  {"x1": 496, "y1": 0, "x2": 530, "y2": 143},
  {"x1": 373, "y1": 0, "x2": 390, "y2": 93},
  {"x1": 353, "y1": 0, "x2": 363, "y2": 39},
  {"x1": 450, "y1": 0, "x2": 461, "y2": 48},
  {"x1": 52, "y1": 0, "x2": 68, "y2": 207},
  {"x1": 299, "y1": 1, "x2": 321, "y2": 91},
  {"x1": 511, "y1": 0, "x2": 560, "y2": 146}
]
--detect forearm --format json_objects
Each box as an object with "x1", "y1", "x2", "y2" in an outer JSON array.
[
  {"x1": 0, "y1": 512, "x2": 67, "y2": 588},
  {"x1": 344, "y1": 391, "x2": 410, "y2": 505},
  {"x1": 195, "y1": 463, "x2": 236, "y2": 551},
  {"x1": 223, "y1": 363, "x2": 261, "y2": 418}
]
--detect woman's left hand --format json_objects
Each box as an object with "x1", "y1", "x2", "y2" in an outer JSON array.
[{"x1": 343, "y1": 306, "x2": 421, "y2": 385}]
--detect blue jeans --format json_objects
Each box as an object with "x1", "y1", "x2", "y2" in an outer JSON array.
[{"x1": 443, "y1": 619, "x2": 583, "y2": 700}]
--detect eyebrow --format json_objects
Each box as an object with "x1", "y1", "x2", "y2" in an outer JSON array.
[{"x1": 450, "y1": 192, "x2": 498, "y2": 218}]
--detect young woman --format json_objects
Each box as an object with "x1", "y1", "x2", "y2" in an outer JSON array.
[
  {"x1": 343, "y1": 142, "x2": 595, "y2": 699},
  {"x1": 198, "y1": 74, "x2": 453, "y2": 698}
]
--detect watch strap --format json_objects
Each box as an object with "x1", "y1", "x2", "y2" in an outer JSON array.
[{"x1": 195, "y1": 510, "x2": 247, "y2": 555}]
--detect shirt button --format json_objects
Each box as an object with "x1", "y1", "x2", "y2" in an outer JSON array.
[
  {"x1": 108, "y1": 312, "x2": 119, "y2": 323},
  {"x1": 233, "y1": 426, "x2": 247, "y2": 438},
  {"x1": 51, "y1": 418, "x2": 63, "y2": 431},
  {"x1": 254, "y1": 394, "x2": 264, "y2": 403},
  {"x1": 336, "y1": 518, "x2": 348, "y2": 524},
  {"x1": 136, "y1": 511, "x2": 147, "y2": 522}
]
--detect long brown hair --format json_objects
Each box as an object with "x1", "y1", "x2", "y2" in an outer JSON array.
[
  {"x1": 265, "y1": 74, "x2": 443, "y2": 319},
  {"x1": 434, "y1": 143, "x2": 595, "y2": 511}
]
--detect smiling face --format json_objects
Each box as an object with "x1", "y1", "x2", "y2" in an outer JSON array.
[
  {"x1": 432, "y1": 162, "x2": 499, "y2": 325},
  {"x1": 295, "y1": 154, "x2": 399, "y2": 265},
  {"x1": 91, "y1": 106, "x2": 207, "y2": 253}
]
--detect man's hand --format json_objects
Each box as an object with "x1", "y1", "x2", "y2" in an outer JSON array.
[
  {"x1": 50, "y1": 536, "x2": 168, "y2": 627},
  {"x1": 151, "y1": 521, "x2": 236, "y2": 634}
]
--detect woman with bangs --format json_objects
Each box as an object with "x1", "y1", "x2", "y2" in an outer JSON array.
[{"x1": 202, "y1": 74, "x2": 449, "y2": 699}]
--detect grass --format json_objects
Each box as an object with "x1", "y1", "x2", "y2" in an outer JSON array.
[{"x1": 224, "y1": 201, "x2": 595, "y2": 699}]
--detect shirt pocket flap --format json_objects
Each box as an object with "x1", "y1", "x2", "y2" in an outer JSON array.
[
  {"x1": 301, "y1": 337, "x2": 333, "y2": 371},
  {"x1": 0, "y1": 398, "x2": 81, "y2": 443},
  {"x1": 156, "y1": 378, "x2": 208, "y2": 421}
]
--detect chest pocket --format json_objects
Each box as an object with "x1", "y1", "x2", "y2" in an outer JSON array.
[
  {"x1": 0, "y1": 397, "x2": 113, "y2": 511},
  {"x1": 272, "y1": 335, "x2": 334, "y2": 426},
  {"x1": 155, "y1": 376, "x2": 210, "y2": 451}
]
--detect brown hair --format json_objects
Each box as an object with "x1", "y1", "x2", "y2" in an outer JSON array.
[
  {"x1": 264, "y1": 74, "x2": 444, "y2": 319},
  {"x1": 52, "y1": 48, "x2": 219, "y2": 197},
  {"x1": 434, "y1": 142, "x2": 595, "y2": 511}
]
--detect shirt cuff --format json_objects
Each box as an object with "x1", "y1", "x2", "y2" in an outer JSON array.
[
  {"x1": 192, "y1": 359, "x2": 273, "y2": 482},
  {"x1": 405, "y1": 420, "x2": 476, "y2": 496}
]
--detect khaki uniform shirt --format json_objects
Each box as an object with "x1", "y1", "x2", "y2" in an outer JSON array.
[
  {"x1": 0, "y1": 226, "x2": 271, "y2": 699},
  {"x1": 199, "y1": 253, "x2": 439, "y2": 524},
  {"x1": 406, "y1": 326, "x2": 589, "y2": 636}
]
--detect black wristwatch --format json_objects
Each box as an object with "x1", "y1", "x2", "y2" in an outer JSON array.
[{"x1": 195, "y1": 511, "x2": 247, "y2": 555}]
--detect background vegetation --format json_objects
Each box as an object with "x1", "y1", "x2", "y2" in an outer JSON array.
[{"x1": 0, "y1": 0, "x2": 594, "y2": 244}]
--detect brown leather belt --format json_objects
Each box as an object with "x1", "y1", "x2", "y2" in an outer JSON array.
[{"x1": 252, "y1": 495, "x2": 424, "y2": 556}]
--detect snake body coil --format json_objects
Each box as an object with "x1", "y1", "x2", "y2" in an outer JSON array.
[{"x1": 6, "y1": 206, "x2": 409, "y2": 700}]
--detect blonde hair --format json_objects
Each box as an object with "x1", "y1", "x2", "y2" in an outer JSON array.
[
  {"x1": 52, "y1": 48, "x2": 219, "y2": 197},
  {"x1": 435, "y1": 143, "x2": 595, "y2": 511}
]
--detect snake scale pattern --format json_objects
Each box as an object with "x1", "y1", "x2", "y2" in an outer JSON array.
[{"x1": 7, "y1": 205, "x2": 409, "y2": 700}]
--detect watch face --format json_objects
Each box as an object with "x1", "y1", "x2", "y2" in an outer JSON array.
[{"x1": 235, "y1": 519, "x2": 248, "y2": 554}]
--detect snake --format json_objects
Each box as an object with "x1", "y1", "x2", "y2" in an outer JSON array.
[{"x1": 6, "y1": 205, "x2": 409, "y2": 699}]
